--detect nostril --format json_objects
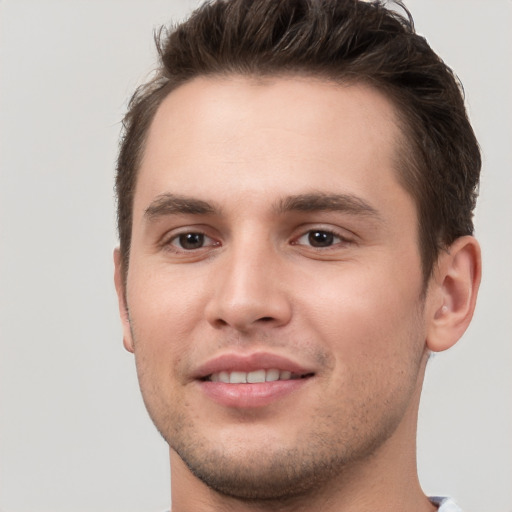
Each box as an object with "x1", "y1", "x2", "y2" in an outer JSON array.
[{"x1": 259, "y1": 317, "x2": 274, "y2": 322}]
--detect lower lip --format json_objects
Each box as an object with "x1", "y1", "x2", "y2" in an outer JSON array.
[{"x1": 198, "y1": 378, "x2": 311, "y2": 408}]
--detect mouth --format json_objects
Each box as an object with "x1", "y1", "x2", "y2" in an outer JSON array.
[
  {"x1": 202, "y1": 369, "x2": 314, "y2": 383},
  {"x1": 194, "y1": 352, "x2": 316, "y2": 408}
]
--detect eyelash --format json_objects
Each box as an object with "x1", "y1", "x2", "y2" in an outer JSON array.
[
  {"x1": 163, "y1": 231, "x2": 219, "y2": 253},
  {"x1": 161, "y1": 226, "x2": 354, "y2": 255},
  {"x1": 292, "y1": 228, "x2": 352, "y2": 249}
]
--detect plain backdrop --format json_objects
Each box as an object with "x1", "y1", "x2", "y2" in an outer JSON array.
[{"x1": 0, "y1": 1, "x2": 511, "y2": 511}]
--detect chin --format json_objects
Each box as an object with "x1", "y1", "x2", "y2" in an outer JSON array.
[
  {"x1": 176, "y1": 443, "x2": 335, "y2": 501},
  {"x1": 165, "y1": 415, "x2": 397, "y2": 502}
]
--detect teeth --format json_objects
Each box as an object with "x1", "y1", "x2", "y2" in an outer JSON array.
[
  {"x1": 230, "y1": 371, "x2": 246, "y2": 384},
  {"x1": 208, "y1": 369, "x2": 301, "y2": 383},
  {"x1": 266, "y1": 369, "x2": 279, "y2": 382},
  {"x1": 217, "y1": 371, "x2": 230, "y2": 383},
  {"x1": 247, "y1": 369, "x2": 266, "y2": 383}
]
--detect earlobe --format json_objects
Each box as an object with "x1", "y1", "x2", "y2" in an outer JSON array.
[
  {"x1": 426, "y1": 236, "x2": 481, "y2": 352},
  {"x1": 113, "y1": 248, "x2": 135, "y2": 353}
]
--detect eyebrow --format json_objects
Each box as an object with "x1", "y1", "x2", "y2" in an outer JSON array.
[
  {"x1": 144, "y1": 191, "x2": 381, "y2": 221},
  {"x1": 144, "y1": 193, "x2": 219, "y2": 219},
  {"x1": 274, "y1": 192, "x2": 381, "y2": 219}
]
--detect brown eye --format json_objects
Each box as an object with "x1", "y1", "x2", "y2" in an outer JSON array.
[
  {"x1": 165, "y1": 230, "x2": 219, "y2": 255},
  {"x1": 308, "y1": 230, "x2": 335, "y2": 247},
  {"x1": 294, "y1": 229, "x2": 350, "y2": 250},
  {"x1": 176, "y1": 233, "x2": 205, "y2": 250}
]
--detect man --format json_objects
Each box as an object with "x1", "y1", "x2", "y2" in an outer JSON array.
[{"x1": 113, "y1": 1, "x2": 481, "y2": 511}]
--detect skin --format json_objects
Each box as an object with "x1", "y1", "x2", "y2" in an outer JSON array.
[{"x1": 114, "y1": 76, "x2": 481, "y2": 512}]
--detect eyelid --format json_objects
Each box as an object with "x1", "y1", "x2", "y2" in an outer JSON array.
[
  {"x1": 159, "y1": 226, "x2": 221, "y2": 253},
  {"x1": 169, "y1": 232, "x2": 216, "y2": 248},
  {"x1": 291, "y1": 225, "x2": 356, "y2": 248}
]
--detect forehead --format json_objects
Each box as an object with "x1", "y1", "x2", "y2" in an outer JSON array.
[{"x1": 137, "y1": 75, "x2": 408, "y2": 215}]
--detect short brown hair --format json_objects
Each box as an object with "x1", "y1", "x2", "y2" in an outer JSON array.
[{"x1": 116, "y1": 0, "x2": 480, "y2": 283}]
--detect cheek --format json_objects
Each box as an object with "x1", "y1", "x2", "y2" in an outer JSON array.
[
  {"x1": 128, "y1": 262, "x2": 207, "y2": 335},
  {"x1": 302, "y1": 272, "x2": 427, "y2": 425},
  {"x1": 297, "y1": 261, "x2": 425, "y2": 364},
  {"x1": 126, "y1": 267, "x2": 208, "y2": 389}
]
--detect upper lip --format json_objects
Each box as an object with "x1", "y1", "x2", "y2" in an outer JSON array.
[{"x1": 193, "y1": 351, "x2": 315, "y2": 380}]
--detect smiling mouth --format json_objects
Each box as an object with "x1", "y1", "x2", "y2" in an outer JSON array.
[{"x1": 203, "y1": 369, "x2": 314, "y2": 383}]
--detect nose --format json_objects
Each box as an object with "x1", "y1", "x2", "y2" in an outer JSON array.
[{"x1": 204, "y1": 240, "x2": 292, "y2": 333}]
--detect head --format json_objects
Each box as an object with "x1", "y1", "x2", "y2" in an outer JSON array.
[
  {"x1": 114, "y1": 0, "x2": 481, "y2": 506},
  {"x1": 116, "y1": 0, "x2": 480, "y2": 286}
]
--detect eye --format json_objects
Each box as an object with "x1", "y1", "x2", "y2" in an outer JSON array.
[
  {"x1": 306, "y1": 230, "x2": 335, "y2": 247},
  {"x1": 167, "y1": 232, "x2": 217, "y2": 251},
  {"x1": 294, "y1": 229, "x2": 347, "y2": 248},
  {"x1": 175, "y1": 232, "x2": 205, "y2": 250}
]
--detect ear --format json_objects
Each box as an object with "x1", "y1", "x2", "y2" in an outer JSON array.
[
  {"x1": 113, "y1": 248, "x2": 135, "y2": 353},
  {"x1": 426, "y1": 236, "x2": 481, "y2": 352}
]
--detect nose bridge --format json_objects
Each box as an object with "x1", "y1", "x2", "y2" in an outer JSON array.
[{"x1": 205, "y1": 227, "x2": 291, "y2": 331}]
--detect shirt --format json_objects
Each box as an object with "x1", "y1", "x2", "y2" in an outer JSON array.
[{"x1": 431, "y1": 496, "x2": 463, "y2": 511}]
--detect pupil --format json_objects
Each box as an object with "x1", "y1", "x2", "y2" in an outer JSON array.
[
  {"x1": 179, "y1": 233, "x2": 204, "y2": 249},
  {"x1": 308, "y1": 231, "x2": 333, "y2": 247}
]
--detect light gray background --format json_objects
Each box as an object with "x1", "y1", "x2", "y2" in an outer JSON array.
[{"x1": 0, "y1": 1, "x2": 510, "y2": 511}]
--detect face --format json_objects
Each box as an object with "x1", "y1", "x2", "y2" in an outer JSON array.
[{"x1": 116, "y1": 76, "x2": 433, "y2": 500}]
